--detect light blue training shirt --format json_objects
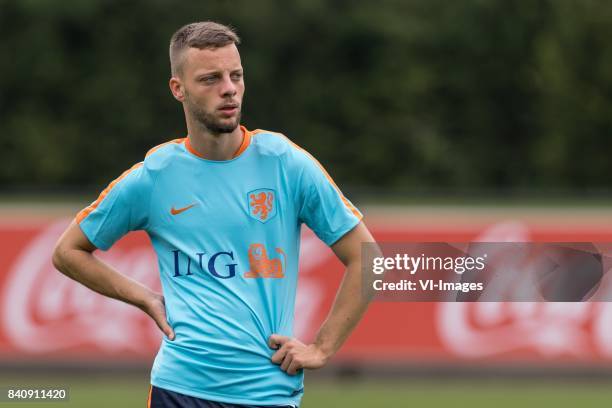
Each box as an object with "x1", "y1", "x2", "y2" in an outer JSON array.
[{"x1": 76, "y1": 126, "x2": 362, "y2": 407}]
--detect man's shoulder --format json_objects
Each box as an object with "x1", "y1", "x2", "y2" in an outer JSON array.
[
  {"x1": 251, "y1": 128, "x2": 326, "y2": 177},
  {"x1": 250, "y1": 129, "x2": 310, "y2": 162},
  {"x1": 142, "y1": 137, "x2": 186, "y2": 170}
]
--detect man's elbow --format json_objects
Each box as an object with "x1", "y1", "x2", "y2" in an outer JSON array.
[
  {"x1": 52, "y1": 243, "x2": 64, "y2": 271},
  {"x1": 52, "y1": 240, "x2": 71, "y2": 275}
]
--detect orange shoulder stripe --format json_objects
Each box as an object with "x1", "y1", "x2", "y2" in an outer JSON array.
[
  {"x1": 76, "y1": 138, "x2": 184, "y2": 224},
  {"x1": 75, "y1": 162, "x2": 143, "y2": 224},
  {"x1": 270, "y1": 132, "x2": 362, "y2": 219}
]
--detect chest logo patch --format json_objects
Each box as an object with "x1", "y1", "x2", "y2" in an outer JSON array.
[{"x1": 247, "y1": 188, "x2": 277, "y2": 223}]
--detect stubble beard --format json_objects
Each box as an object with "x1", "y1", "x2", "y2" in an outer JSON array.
[{"x1": 185, "y1": 96, "x2": 241, "y2": 135}]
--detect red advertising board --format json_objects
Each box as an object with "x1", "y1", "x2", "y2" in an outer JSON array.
[{"x1": 2, "y1": 210, "x2": 612, "y2": 366}]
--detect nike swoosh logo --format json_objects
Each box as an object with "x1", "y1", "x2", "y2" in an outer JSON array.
[{"x1": 170, "y1": 203, "x2": 197, "y2": 215}]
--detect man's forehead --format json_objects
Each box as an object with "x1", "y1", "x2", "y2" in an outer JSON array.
[{"x1": 183, "y1": 44, "x2": 242, "y2": 74}]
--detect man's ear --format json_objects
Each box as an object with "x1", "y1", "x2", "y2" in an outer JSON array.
[{"x1": 169, "y1": 77, "x2": 184, "y2": 101}]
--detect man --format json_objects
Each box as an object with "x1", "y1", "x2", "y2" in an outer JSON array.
[{"x1": 53, "y1": 21, "x2": 376, "y2": 408}]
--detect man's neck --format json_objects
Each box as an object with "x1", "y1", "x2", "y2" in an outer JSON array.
[{"x1": 186, "y1": 123, "x2": 244, "y2": 161}]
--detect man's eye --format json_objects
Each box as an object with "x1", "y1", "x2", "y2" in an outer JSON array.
[
  {"x1": 231, "y1": 73, "x2": 243, "y2": 81},
  {"x1": 200, "y1": 77, "x2": 217, "y2": 84}
]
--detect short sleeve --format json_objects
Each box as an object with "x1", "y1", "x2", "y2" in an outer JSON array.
[
  {"x1": 76, "y1": 162, "x2": 152, "y2": 250},
  {"x1": 296, "y1": 150, "x2": 362, "y2": 246}
]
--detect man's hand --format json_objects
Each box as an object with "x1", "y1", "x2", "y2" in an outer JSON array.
[
  {"x1": 268, "y1": 334, "x2": 329, "y2": 375},
  {"x1": 141, "y1": 292, "x2": 175, "y2": 341}
]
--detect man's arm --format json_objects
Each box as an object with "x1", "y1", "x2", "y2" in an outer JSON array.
[
  {"x1": 269, "y1": 221, "x2": 378, "y2": 375},
  {"x1": 52, "y1": 220, "x2": 175, "y2": 340}
]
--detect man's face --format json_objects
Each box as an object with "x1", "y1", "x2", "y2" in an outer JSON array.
[{"x1": 174, "y1": 44, "x2": 244, "y2": 134}]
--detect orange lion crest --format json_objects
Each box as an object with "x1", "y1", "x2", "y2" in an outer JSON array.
[
  {"x1": 244, "y1": 243, "x2": 286, "y2": 279},
  {"x1": 247, "y1": 189, "x2": 276, "y2": 222}
]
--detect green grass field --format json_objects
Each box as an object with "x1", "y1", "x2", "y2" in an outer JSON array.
[{"x1": 1, "y1": 374, "x2": 612, "y2": 407}]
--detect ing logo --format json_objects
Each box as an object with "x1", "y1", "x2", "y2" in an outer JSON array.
[
  {"x1": 247, "y1": 188, "x2": 277, "y2": 223},
  {"x1": 244, "y1": 243, "x2": 286, "y2": 278}
]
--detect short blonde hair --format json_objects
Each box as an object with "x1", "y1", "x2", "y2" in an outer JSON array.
[{"x1": 169, "y1": 21, "x2": 241, "y2": 76}]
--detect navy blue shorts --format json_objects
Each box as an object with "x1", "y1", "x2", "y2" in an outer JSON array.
[{"x1": 148, "y1": 385, "x2": 296, "y2": 408}]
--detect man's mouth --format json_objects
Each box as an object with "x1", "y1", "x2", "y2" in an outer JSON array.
[{"x1": 218, "y1": 104, "x2": 239, "y2": 116}]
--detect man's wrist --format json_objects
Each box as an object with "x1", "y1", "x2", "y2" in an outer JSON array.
[
  {"x1": 132, "y1": 287, "x2": 157, "y2": 312},
  {"x1": 313, "y1": 340, "x2": 335, "y2": 362}
]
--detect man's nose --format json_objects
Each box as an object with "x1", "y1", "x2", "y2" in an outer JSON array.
[{"x1": 220, "y1": 74, "x2": 237, "y2": 97}]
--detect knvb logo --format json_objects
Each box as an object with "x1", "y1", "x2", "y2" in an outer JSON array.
[
  {"x1": 248, "y1": 188, "x2": 277, "y2": 223},
  {"x1": 171, "y1": 243, "x2": 285, "y2": 280}
]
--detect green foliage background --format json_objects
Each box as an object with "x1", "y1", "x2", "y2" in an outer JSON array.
[{"x1": 2, "y1": 0, "x2": 612, "y2": 193}]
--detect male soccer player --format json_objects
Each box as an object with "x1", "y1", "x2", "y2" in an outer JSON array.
[{"x1": 53, "y1": 21, "x2": 376, "y2": 408}]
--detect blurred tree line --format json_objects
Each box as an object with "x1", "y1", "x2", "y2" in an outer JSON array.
[{"x1": 1, "y1": 0, "x2": 612, "y2": 194}]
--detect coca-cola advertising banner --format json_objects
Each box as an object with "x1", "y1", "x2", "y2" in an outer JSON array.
[{"x1": 3, "y1": 213, "x2": 612, "y2": 365}]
